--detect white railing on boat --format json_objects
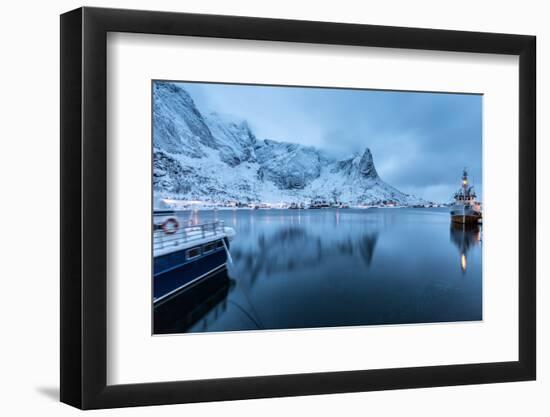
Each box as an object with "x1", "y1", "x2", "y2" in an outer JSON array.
[{"x1": 153, "y1": 220, "x2": 226, "y2": 252}]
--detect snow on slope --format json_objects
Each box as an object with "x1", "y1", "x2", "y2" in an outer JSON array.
[
  {"x1": 153, "y1": 82, "x2": 213, "y2": 157},
  {"x1": 204, "y1": 112, "x2": 258, "y2": 166},
  {"x1": 255, "y1": 139, "x2": 328, "y2": 190},
  {"x1": 153, "y1": 81, "x2": 423, "y2": 206}
]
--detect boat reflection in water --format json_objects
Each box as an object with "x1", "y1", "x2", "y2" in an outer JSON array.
[
  {"x1": 154, "y1": 207, "x2": 483, "y2": 334},
  {"x1": 449, "y1": 222, "x2": 482, "y2": 273}
]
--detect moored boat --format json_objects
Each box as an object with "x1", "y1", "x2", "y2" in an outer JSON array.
[
  {"x1": 153, "y1": 210, "x2": 235, "y2": 305},
  {"x1": 450, "y1": 169, "x2": 482, "y2": 224}
]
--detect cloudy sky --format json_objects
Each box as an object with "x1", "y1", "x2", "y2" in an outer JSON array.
[{"x1": 181, "y1": 81, "x2": 482, "y2": 203}]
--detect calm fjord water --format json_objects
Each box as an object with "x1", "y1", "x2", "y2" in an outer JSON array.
[{"x1": 167, "y1": 208, "x2": 482, "y2": 333}]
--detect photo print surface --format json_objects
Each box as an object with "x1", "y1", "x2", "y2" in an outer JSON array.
[{"x1": 152, "y1": 80, "x2": 483, "y2": 335}]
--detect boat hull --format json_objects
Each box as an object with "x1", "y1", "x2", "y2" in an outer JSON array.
[
  {"x1": 154, "y1": 238, "x2": 229, "y2": 303},
  {"x1": 450, "y1": 205, "x2": 481, "y2": 224},
  {"x1": 154, "y1": 268, "x2": 231, "y2": 334},
  {"x1": 451, "y1": 214, "x2": 481, "y2": 224}
]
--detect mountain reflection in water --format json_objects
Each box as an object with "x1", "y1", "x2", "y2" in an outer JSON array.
[
  {"x1": 231, "y1": 225, "x2": 379, "y2": 280},
  {"x1": 157, "y1": 208, "x2": 482, "y2": 334}
]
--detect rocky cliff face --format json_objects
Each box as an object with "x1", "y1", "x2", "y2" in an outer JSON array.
[{"x1": 153, "y1": 81, "x2": 422, "y2": 206}]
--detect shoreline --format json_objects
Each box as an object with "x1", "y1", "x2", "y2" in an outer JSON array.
[{"x1": 155, "y1": 205, "x2": 448, "y2": 211}]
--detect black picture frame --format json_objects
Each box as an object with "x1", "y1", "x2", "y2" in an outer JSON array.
[{"x1": 60, "y1": 6, "x2": 536, "y2": 410}]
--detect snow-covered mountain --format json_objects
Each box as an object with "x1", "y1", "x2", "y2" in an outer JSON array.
[{"x1": 153, "y1": 81, "x2": 423, "y2": 206}]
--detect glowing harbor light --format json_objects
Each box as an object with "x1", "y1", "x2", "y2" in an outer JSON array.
[{"x1": 461, "y1": 254, "x2": 467, "y2": 272}]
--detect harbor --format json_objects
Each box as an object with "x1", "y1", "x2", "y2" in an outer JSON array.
[
  {"x1": 153, "y1": 206, "x2": 482, "y2": 334},
  {"x1": 150, "y1": 80, "x2": 484, "y2": 334}
]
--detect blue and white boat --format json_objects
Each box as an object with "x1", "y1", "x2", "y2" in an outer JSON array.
[{"x1": 153, "y1": 210, "x2": 235, "y2": 305}]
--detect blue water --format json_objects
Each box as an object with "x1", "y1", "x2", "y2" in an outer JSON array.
[{"x1": 161, "y1": 208, "x2": 482, "y2": 333}]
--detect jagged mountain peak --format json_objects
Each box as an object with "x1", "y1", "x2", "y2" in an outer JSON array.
[
  {"x1": 357, "y1": 148, "x2": 378, "y2": 178},
  {"x1": 254, "y1": 138, "x2": 325, "y2": 190},
  {"x1": 332, "y1": 147, "x2": 379, "y2": 180},
  {"x1": 152, "y1": 82, "x2": 424, "y2": 206},
  {"x1": 204, "y1": 112, "x2": 258, "y2": 166},
  {"x1": 155, "y1": 81, "x2": 192, "y2": 100},
  {"x1": 153, "y1": 81, "x2": 216, "y2": 156}
]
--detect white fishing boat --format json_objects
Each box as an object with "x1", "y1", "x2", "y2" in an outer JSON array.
[{"x1": 450, "y1": 169, "x2": 482, "y2": 224}]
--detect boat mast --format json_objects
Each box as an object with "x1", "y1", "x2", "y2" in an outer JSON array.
[{"x1": 461, "y1": 168, "x2": 469, "y2": 197}]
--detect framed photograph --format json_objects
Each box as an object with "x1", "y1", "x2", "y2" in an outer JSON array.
[{"x1": 60, "y1": 7, "x2": 536, "y2": 409}]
